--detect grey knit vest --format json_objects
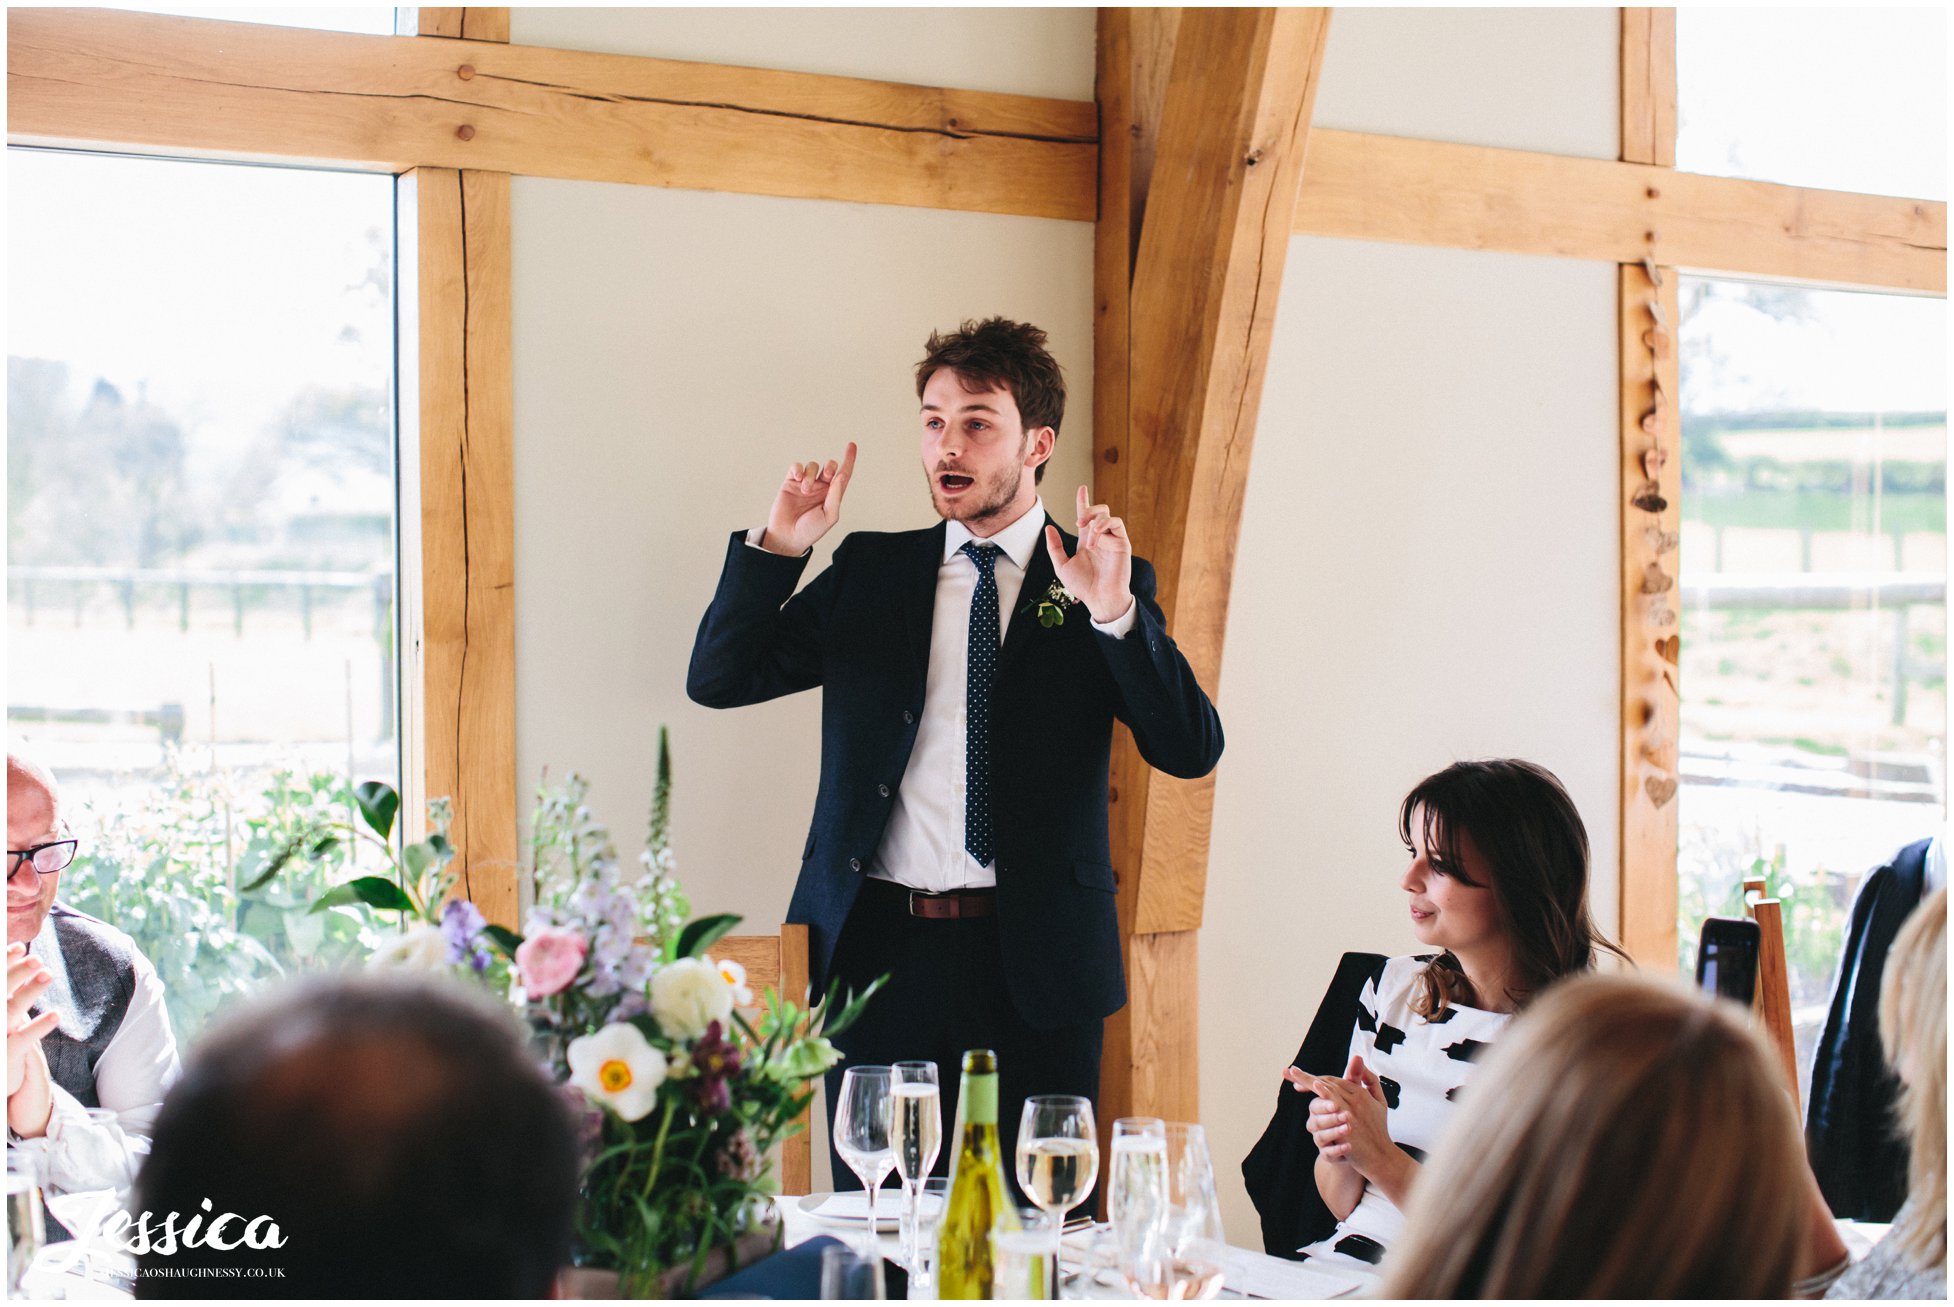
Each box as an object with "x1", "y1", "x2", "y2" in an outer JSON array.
[{"x1": 27, "y1": 905, "x2": 140, "y2": 1108}]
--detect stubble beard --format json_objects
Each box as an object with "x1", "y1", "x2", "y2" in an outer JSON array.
[{"x1": 928, "y1": 461, "x2": 1028, "y2": 529}]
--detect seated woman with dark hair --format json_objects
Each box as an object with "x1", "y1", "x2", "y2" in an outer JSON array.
[
  {"x1": 1380, "y1": 973, "x2": 1824, "y2": 1298},
  {"x1": 1243, "y1": 758, "x2": 1623, "y2": 1275}
]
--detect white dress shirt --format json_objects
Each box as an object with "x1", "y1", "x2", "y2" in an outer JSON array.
[
  {"x1": 8, "y1": 945, "x2": 178, "y2": 1201},
  {"x1": 747, "y1": 498, "x2": 1137, "y2": 892}
]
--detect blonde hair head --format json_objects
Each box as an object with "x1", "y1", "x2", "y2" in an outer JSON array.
[
  {"x1": 1881, "y1": 886, "x2": 1946, "y2": 1270},
  {"x1": 1379, "y1": 973, "x2": 1808, "y2": 1299}
]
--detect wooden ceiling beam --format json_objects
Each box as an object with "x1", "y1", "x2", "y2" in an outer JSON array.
[
  {"x1": 7, "y1": 7, "x2": 1096, "y2": 221},
  {"x1": 9, "y1": 9, "x2": 1942, "y2": 290},
  {"x1": 1294, "y1": 130, "x2": 1945, "y2": 295}
]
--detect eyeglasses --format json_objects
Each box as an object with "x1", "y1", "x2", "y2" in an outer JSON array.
[{"x1": 8, "y1": 840, "x2": 77, "y2": 878}]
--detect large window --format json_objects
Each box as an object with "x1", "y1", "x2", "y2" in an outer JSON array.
[
  {"x1": 1677, "y1": 8, "x2": 1946, "y2": 200},
  {"x1": 1676, "y1": 277, "x2": 1946, "y2": 1093},
  {"x1": 7, "y1": 150, "x2": 398, "y2": 1042}
]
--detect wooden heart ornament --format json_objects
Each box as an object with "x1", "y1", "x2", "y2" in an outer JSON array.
[
  {"x1": 1645, "y1": 774, "x2": 1678, "y2": 807},
  {"x1": 1657, "y1": 635, "x2": 1680, "y2": 664}
]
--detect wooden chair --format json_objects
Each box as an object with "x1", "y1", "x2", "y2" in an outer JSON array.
[
  {"x1": 713, "y1": 924, "x2": 814, "y2": 1196},
  {"x1": 1742, "y1": 876, "x2": 1801, "y2": 1095}
]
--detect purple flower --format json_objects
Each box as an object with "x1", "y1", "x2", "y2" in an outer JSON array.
[
  {"x1": 688, "y1": 1019, "x2": 744, "y2": 1116},
  {"x1": 441, "y1": 899, "x2": 491, "y2": 973}
]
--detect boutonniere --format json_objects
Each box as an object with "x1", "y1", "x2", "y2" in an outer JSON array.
[{"x1": 1020, "y1": 579, "x2": 1079, "y2": 628}]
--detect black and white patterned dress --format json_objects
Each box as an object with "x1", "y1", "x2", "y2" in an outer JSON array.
[{"x1": 1297, "y1": 954, "x2": 1511, "y2": 1274}]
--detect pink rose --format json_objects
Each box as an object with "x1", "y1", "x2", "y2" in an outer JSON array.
[{"x1": 516, "y1": 927, "x2": 587, "y2": 997}]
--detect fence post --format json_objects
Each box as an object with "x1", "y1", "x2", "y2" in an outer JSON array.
[{"x1": 1890, "y1": 605, "x2": 1909, "y2": 726}]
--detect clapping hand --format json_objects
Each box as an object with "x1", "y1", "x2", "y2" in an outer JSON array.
[
  {"x1": 1295, "y1": 1055, "x2": 1415, "y2": 1204},
  {"x1": 761, "y1": 441, "x2": 856, "y2": 557},
  {"x1": 1043, "y1": 485, "x2": 1134, "y2": 624},
  {"x1": 7, "y1": 942, "x2": 57, "y2": 1099}
]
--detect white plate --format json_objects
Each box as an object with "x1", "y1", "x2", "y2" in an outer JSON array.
[{"x1": 797, "y1": 1190, "x2": 903, "y2": 1231}]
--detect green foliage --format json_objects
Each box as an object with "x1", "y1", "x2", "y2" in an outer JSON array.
[{"x1": 62, "y1": 761, "x2": 385, "y2": 1047}]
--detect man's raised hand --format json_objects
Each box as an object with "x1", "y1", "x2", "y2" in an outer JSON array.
[
  {"x1": 1043, "y1": 484, "x2": 1134, "y2": 624},
  {"x1": 760, "y1": 441, "x2": 856, "y2": 557}
]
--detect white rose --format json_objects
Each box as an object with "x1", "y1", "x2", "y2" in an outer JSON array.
[
  {"x1": 650, "y1": 956, "x2": 734, "y2": 1041},
  {"x1": 369, "y1": 924, "x2": 447, "y2": 971},
  {"x1": 567, "y1": 1022, "x2": 668, "y2": 1122}
]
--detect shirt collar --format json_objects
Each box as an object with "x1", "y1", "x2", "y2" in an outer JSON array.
[{"x1": 943, "y1": 498, "x2": 1045, "y2": 570}]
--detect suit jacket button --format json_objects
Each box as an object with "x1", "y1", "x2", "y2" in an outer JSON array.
[
  {"x1": 903, "y1": 710, "x2": 916, "y2": 725},
  {"x1": 878, "y1": 784, "x2": 891, "y2": 798},
  {"x1": 849, "y1": 858, "x2": 862, "y2": 872}
]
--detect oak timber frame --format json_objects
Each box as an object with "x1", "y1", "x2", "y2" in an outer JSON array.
[{"x1": 7, "y1": 7, "x2": 1945, "y2": 1119}]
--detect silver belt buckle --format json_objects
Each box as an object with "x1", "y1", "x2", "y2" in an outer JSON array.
[{"x1": 908, "y1": 889, "x2": 927, "y2": 917}]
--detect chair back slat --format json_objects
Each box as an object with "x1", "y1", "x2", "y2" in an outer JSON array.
[
  {"x1": 713, "y1": 925, "x2": 813, "y2": 1195},
  {"x1": 1742, "y1": 878, "x2": 1800, "y2": 1095}
]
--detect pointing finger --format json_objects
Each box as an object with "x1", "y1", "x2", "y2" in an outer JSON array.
[
  {"x1": 824, "y1": 443, "x2": 857, "y2": 516},
  {"x1": 1076, "y1": 484, "x2": 1091, "y2": 520}
]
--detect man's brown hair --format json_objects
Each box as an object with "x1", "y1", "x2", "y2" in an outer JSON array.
[{"x1": 915, "y1": 318, "x2": 1066, "y2": 484}]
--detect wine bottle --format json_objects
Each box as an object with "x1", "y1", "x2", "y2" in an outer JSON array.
[{"x1": 935, "y1": 1049, "x2": 1018, "y2": 1299}]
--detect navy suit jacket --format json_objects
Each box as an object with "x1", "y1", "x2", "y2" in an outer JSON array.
[{"x1": 687, "y1": 516, "x2": 1224, "y2": 1030}]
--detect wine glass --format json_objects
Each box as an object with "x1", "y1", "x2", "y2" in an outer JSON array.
[
  {"x1": 1016, "y1": 1095, "x2": 1098, "y2": 1297},
  {"x1": 890, "y1": 1061, "x2": 941, "y2": 1275},
  {"x1": 1108, "y1": 1116, "x2": 1167, "y2": 1262},
  {"x1": 835, "y1": 1066, "x2": 897, "y2": 1254}
]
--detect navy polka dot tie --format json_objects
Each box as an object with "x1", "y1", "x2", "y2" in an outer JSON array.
[{"x1": 960, "y1": 541, "x2": 1000, "y2": 866}]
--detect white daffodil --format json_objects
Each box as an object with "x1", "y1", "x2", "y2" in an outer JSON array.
[
  {"x1": 369, "y1": 924, "x2": 448, "y2": 972},
  {"x1": 650, "y1": 956, "x2": 734, "y2": 1041},
  {"x1": 567, "y1": 1022, "x2": 667, "y2": 1122},
  {"x1": 714, "y1": 957, "x2": 753, "y2": 1007}
]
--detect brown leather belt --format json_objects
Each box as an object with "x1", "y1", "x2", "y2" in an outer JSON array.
[
  {"x1": 907, "y1": 889, "x2": 996, "y2": 920},
  {"x1": 865, "y1": 877, "x2": 997, "y2": 919}
]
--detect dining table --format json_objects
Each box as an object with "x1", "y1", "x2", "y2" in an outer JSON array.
[{"x1": 776, "y1": 1187, "x2": 1368, "y2": 1300}]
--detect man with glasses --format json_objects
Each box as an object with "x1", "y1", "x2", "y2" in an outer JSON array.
[{"x1": 7, "y1": 753, "x2": 178, "y2": 1216}]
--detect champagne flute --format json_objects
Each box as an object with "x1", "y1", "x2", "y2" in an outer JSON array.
[
  {"x1": 835, "y1": 1066, "x2": 897, "y2": 1254},
  {"x1": 890, "y1": 1061, "x2": 941, "y2": 1275}
]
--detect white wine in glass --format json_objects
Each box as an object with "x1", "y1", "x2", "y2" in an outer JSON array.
[{"x1": 1016, "y1": 1095, "x2": 1098, "y2": 1298}]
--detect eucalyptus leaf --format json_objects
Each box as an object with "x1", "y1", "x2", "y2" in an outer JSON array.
[
  {"x1": 353, "y1": 781, "x2": 399, "y2": 842},
  {"x1": 673, "y1": 912, "x2": 741, "y2": 960},
  {"x1": 310, "y1": 876, "x2": 415, "y2": 915},
  {"x1": 402, "y1": 842, "x2": 430, "y2": 879}
]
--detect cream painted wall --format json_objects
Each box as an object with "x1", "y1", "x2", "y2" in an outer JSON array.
[
  {"x1": 511, "y1": 7, "x2": 1096, "y2": 100},
  {"x1": 1202, "y1": 237, "x2": 1622, "y2": 1245},
  {"x1": 1314, "y1": 6, "x2": 1620, "y2": 158}
]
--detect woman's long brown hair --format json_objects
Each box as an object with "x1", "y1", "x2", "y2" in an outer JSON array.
[{"x1": 1398, "y1": 758, "x2": 1626, "y2": 1017}]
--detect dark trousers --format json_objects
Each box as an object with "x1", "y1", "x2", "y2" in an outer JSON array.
[{"x1": 823, "y1": 878, "x2": 1103, "y2": 1200}]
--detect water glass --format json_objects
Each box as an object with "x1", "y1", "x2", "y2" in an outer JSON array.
[
  {"x1": 836, "y1": 1066, "x2": 896, "y2": 1252},
  {"x1": 1122, "y1": 1124, "x2": 1225, "y2": 1301},
  {"x1": 891, "y1": 1061, "x2": 942, "y2": 1274},
  {"x1": 989, "y1": 1207, "x2": 1059, "y2": 1301},
  {"x1": 821, "y1": 1243, "x2": 888, "y2": 1300},
  {"x1": 7, "y1": 1166, "x2": 45, "y2": 1297}
]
